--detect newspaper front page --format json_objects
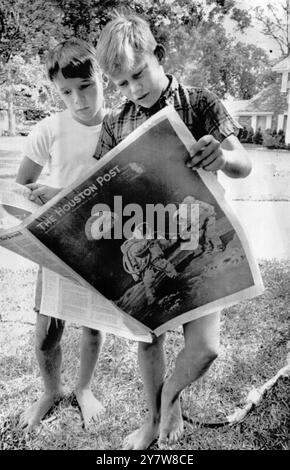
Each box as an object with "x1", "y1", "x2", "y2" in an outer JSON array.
[
  {"x1": 0, "y1": 184, "x2": 152, "y2": 341},
  {"x1": 0, "y1": 106, "x2": 264, "y2": 341}
]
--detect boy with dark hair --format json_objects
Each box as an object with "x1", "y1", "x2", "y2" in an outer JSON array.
[
  {"x1": 94, "y1": 13, "x2": 252, "y2": 449},
  {"x1": 16, "y1": 38, "x2": 106, "y2": 430}
]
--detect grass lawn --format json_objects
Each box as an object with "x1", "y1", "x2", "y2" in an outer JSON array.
[{"x1": 0, "y1": 260, "x2": 289, "y2": 450}]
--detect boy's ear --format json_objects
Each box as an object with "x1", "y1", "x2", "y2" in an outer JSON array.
[
  {"x1": 102, "y1": 73, "x2": 109, "y2": 89},
  {"x1": 154, "y1": 44, "x2": 166, "y2": 64}
]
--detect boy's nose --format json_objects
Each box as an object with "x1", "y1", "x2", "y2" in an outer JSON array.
[
  {"x1": 74, "y1": 92, "x2": 85, "y2": 107},
  {"x1": 130, "y1": 81, "x2": 142, "y2": 99}
]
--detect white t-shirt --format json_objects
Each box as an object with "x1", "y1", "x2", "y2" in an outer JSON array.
[
  {"x1": 25, "y1": 109, "x2": 101, "y2": 188},
  {"x1": 26, "y1": 110, "x2": 102, "y2": 315}
]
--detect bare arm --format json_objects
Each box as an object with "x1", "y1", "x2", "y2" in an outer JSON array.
[
  {"x1": 188, "y1": 134, "x2": 252, "y2": 179},
  {"x1": 16, "y1": 156, "x2": 61, "y2": 205},
  {"x1": 16, "y1": 156, "x2": 43, "y2": 185},
  {"x1": 25, "y1": 183, "x2": 61, "y2": 204},
  {"x1": 220, "y1": 134, "x2": 252, "y2": 179}
]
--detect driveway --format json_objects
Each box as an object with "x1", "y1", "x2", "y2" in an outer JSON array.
[
  {"x1": 218, "y1": 147, "x2": 290, "y2": 260},
  {"x1": 229, "y1": 200, "x2": 290, "y2": 259}
]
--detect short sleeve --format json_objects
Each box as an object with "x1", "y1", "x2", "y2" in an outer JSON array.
[
  {"x1": 24, "y1": 118, "x2": 51, "y2": 167},
  {"x1": 191, "y1": 89, "x2": 241, "y2": 142},
  {"x1": 93, "y1": 116, "x2": 116, "y2": 160}
]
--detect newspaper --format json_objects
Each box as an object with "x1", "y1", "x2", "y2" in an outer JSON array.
[
  {"x1": 0, "y1": 106, "x2": 264, "y2": 342},
  {"x1": 0, "y1": 181, "x2": 39, "y2": 218},
  {"x1": 0, "y1": 184, "x2": 151, "y2": 342},
  {"x1": 40, "y1": 270, "x2": 150, "y2": 341}
]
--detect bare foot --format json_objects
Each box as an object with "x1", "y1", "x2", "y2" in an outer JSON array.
[
  {"x1": 75, "y1": 388, "x2": 104, "y2": 429},
  {"x1": 123, "y1": 420, "x2": 159, "y2": 450},
  {"x1": 158, "y1": 398, "x2": 184, "y2": 447},
  {"x1": 18, "y1": 392, "x2": 63, "y2": 431}
]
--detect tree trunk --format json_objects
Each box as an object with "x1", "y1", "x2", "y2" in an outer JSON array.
[
  {"x1": 6, "y1": 65, "x2": 16, "y2": 136},
  {"x1": 6, "y1": 87, "x2": 16, "y2": 136}
]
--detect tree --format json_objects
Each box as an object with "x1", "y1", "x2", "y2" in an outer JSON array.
[
  {"x1": 10, "y1": 0, "x2": 263, "y2": 103},
  {"x1": 157, "y1": 1, "x2": 272, "y2": 99},
  {"x1": 53, "y1": 0, "x2": 136, "y2": 43},
  {"x1": 254, "y1": 0, "x2": 290, "y2": 57},
  {"x1": 53, "y1": 0, "x2": 253, "y2": 50},
  {"x1": 219, "y1": 42, "x2": 275, "y2": 99},
  {"x1": 0, "y1": 0, "x2": 65, "y2": 61},
  {"x1": 0, "y1": 55, "x2": 59, "y2": 135},
  {"x1": 0, "y1": 0, "x2": 65, "y2": 134},
  {"x1": 162, "y1": 11, "x2": 273, "y2": 99},
  {"x1": 0, "y1": 0, "x2": 274, "y2": 126}
]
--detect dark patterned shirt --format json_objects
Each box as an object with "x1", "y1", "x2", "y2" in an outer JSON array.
[{"x1": 94, "y1": 74, "x2": 241, "y2": 160}]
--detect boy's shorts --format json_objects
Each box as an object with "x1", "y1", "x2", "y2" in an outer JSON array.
[
  {"x1": 34, "y1": 267, "x2": 65, "y2": 329},
  {"x1": 34, "y1": 266, "x2": 43, "y2": 313}
]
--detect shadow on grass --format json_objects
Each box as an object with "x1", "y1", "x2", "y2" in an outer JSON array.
[
  {"x1": 220, "y1": 260, "x2": 289, "y2": 387},
  {"x1": 0, "y1": 392, "x2": 84, "y2": 450}
]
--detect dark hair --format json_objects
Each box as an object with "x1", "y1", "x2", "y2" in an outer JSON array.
[{"x1": 46, "y1": 38, "x2": 100, "y2": 82}]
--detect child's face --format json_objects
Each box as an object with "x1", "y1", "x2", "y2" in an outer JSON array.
[
  {"x1": 110, "y1": 51, "x2": 168, "y2": 108},
  {"x1": 54, "y1": 71, "x2": 104, "y2": 126}
]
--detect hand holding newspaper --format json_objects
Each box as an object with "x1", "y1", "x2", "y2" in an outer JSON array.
[
  {"x1": 0, "y1": 181, "x2": 39, "y2": 228},
  {"x1": 0, "y1": 107, "x2": 264, "y2": 342}
]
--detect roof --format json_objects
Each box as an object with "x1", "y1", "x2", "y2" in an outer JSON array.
[
  {"x1": 222, "y1": 99, "x2": 250, "y2": 115},
  {"x1": 272, "y1": 56, "x2": 290, "y2": 72},
  {"x1": 227, "y1": 82, "x2": 287, "y2": 115}
]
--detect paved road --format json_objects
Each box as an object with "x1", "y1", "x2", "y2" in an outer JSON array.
[{"x1": 231, "y1": 200, "x2": 290, "y2": 260}]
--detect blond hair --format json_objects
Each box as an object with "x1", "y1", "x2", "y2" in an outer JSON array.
[{"x1": 96, "y1": 13, "x2": 157, "y2": 76}]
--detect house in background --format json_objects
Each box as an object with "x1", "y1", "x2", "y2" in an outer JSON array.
[
  {"x1": 223, "y1": 56, "x2": 290, "y2": 144},
  {"x1": 272, "y1": 56, "x2": 290, "y2": 144}
]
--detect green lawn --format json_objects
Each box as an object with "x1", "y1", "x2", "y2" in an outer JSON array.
[
  {"x1": 1, "y1": 142, "x2": 289, "y2": 450},
  {"x1": 0, "y1": 260, "x2": 289, "y2": 450}
]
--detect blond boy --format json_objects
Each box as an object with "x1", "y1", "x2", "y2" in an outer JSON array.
[{"x1": 94, "y1": 13, "x2": 251, "y2": 449}]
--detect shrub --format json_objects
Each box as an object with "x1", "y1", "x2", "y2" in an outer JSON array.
[
  {"x1": 253, "y1": 127, "x2": 264, "y2": 145},
  {"x1": 247, "y1": 127, "x2": 254, "y2": 143},
  {"x1": 23, "y1": 109, "x2": 50, "y2": 121},
  {"x1": 264, "y1": 129, "x2": 287, "y2": 149},
  {"x1": 239, "y1": 126, "x2": 248, "y2": 143},
  {"x1": 277, "y1": 129, "x2": 285, "y2": 146},
  {"x1": 263, "y1": 134, "x2": 277, "y2": 148}
]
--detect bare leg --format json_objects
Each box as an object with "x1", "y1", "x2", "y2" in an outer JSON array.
[
  {"x1": 123, "y1": 334, "x2": 165, "y2": 450},
  {"x1": 19, "y1": 315, "x2": 65, "y2": 430},
  {"x1": 159, "y1": 311, "x2": 220, "y2": 446},
  {"x1": 75, "y1": 327, "x2": 105, "y2": 428}
]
